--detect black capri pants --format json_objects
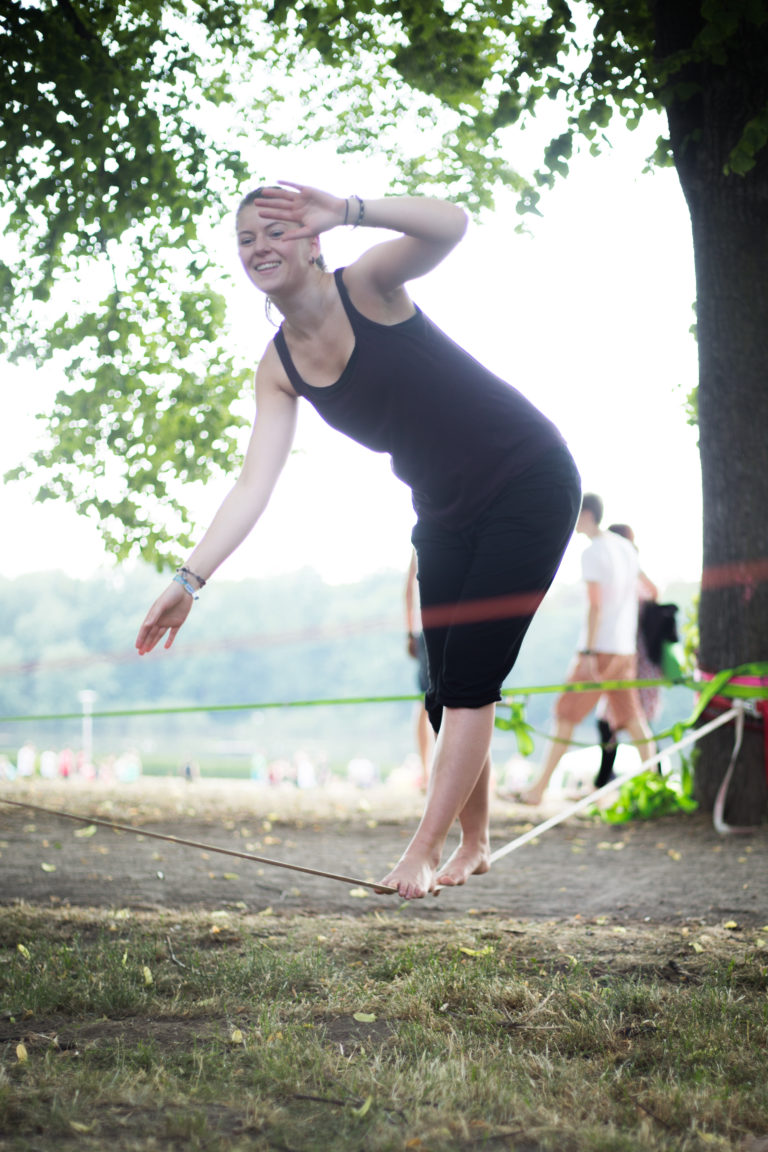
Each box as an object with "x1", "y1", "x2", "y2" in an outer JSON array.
[{"x1": 412, "y1": 443, "x2": 581, "y2": 733}]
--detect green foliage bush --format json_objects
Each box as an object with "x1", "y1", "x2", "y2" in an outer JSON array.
[{"x1": 600, "y1": 757, "x2": 698, "y2": 824}]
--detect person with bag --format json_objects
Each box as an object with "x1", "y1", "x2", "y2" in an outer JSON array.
[
  {"x1": 593, "y1": 523, "x2": 662, "y2": 789},
  {"x1": 500, "y1": 494, "x2": 656, "y2": 807}
]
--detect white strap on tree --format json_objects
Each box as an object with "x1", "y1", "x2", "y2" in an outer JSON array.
[
  {"x1": 712, "y1": 703, "x2": 760, "y2": 834},
  {"x1": 489, "y1": 705, "x2": 743, "y2": 865}
]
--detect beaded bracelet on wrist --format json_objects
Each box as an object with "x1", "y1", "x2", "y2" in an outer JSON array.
[
  {"x1": 174, "y1": 573, "x2": 198, "y2": 599},
  {"x1": 351, "y1": 194, "x2": 365, "y2": 228},
  {"x1": 178, "y1": 565, "x2": 206, "y2": 589}
]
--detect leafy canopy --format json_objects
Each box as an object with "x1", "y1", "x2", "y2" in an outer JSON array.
[
  {"x1": 263, "y1": 0, "x2": 768, "y2": 203},
  {"x1": 261, "y1": 0, "x2": 664, "y2": 212},
  {"x1": 2, "y1": 0, "x2": 254, "y2": 564},
  {"x1": 4, "y1": 0, "x2": 768, "y2": 565}
]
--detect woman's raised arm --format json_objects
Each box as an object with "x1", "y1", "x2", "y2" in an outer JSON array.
[{"x1": 256, "y1": 182, "x2": 468, "y2": 294}]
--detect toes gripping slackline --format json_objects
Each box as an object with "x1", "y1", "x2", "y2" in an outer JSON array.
[{"x1": 1, "y1": 663, "x2": 766, "y2": 892}]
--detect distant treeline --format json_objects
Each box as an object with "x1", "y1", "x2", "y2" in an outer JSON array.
[{"x1": 0, "y1": 567, "x2": 698, "y2": 773}]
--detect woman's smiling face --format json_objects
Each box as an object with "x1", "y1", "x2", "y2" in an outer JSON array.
[{"x1": 236, "y1": 203, "x2": 317, "y2": 292}]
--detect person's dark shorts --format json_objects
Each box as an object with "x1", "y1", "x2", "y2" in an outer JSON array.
[{"x1": 412, "y1": 443, "x2": 581, "y2": 733}]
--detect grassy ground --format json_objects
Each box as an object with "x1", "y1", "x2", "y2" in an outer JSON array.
[{"x1": 2, "y1": 904, "x2": 768, "y2": 1151}]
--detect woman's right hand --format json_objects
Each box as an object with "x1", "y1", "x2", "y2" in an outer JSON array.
[
  {"x1": 135, "y1": 582, "x2": 194, "y2": 655},
  {"x1": 255, "y1": 182, "x2": 347, "y2": 240}
]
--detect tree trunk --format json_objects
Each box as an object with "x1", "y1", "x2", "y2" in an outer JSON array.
[{"x1": 655, "y1": 1, "x2": 768, "y2": 823}]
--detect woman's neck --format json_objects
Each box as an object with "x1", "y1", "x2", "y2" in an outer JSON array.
[{"x1": 270, "y1": 271, "x2": 336, "y2": 340}]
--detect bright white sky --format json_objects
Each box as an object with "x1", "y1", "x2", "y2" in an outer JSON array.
[{"x1": 1, "y1": 113, "x2": 701, "y2": 596}]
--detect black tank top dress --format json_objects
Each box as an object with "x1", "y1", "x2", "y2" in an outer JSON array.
[{"x1": 273, "y1": 268, "x2": 581, "y2": 725}]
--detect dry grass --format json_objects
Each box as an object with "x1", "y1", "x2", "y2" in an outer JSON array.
[{"x1": 2, "y1": 903, "x2": 768, "y2": 1151}]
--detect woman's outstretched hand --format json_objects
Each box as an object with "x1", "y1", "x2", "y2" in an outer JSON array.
[
  {"x1": 135, "y1": 582, "x2": 193, "y2": 655},
  {"x1": 255, "y1": 181, "x2": 348, "y2": 240}
]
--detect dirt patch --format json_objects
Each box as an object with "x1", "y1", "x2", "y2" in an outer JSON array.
[
  {"x1": 0, "y1": 1014, "x2": 219, "y2": 1051},
  {"x1": 1, "y1": 777, "x2": 766, "y2": 926}
]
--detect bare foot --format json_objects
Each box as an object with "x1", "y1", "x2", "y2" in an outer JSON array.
[
  {"x1": 377, "y1": 852, "x2": 439, "y2": 900},
  {"x1": 496, "y1": 787, "x2": 544, "y2": 807},
  {"x1": 436, "y1": 841, "x2": 491, "y2": 888}
]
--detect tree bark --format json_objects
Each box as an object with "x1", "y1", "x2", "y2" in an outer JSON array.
[{"x1": 654, "y1": 0, "x2": 768, "y2": 822}]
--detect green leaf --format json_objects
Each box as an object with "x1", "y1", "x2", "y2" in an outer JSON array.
[{"x1": 495, "y1": 700, "x2": 536, "y2": 756}]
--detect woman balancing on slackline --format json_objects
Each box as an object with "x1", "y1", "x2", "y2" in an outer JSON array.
[{"x1": 135, "y1": 182, "x2": 582, "y2": 899}]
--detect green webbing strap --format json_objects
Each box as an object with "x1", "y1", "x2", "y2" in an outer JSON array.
[
  {"x1": 495, "y1": 662, "x2": 768, "y2": 757},
  {"x1": 0, "y1": 664, "x2": 766, "y2": 731},
  {"x1": 0, "y1": 693, "x2": 421, "y2": 724}
]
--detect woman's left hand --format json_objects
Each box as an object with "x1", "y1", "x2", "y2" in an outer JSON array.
[
  {"x1": 135, "y1": 581, "x2": 194, "y2": 655},
  {"x1": 255, "y1": 182, "x2": 347, "y2": 239}
]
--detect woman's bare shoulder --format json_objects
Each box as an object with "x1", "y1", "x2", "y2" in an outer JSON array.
[
  {"x1": 256, "y1": 338, "x2": 298, "y2": 398},
  {"x1": 340, "y1": 259, "x2": 415, "y2": 324}
]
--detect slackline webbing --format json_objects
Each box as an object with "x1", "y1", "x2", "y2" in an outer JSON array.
[
  {"x1": 489, "y1": 705, "x2": 743, "y2": 864},
  {"x1": 0, "y1": 795, "x2": 397, "y2": 895},
  {"x1": 0, "y1": 704, "x2": 746, "y2": 900},
  {"x1": 0, "y1": 694, "x2": 420, "y2": 725},
  {"x1": 2, "y1": 662, "x2": 766, "y2": 726},
  {"x1": 1, "y1": 663, "x2": 764, "y2": 892}
]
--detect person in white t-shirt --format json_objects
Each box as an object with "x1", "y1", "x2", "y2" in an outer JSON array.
[
  {"x1": 593, "y1": 523, "x2": 660, "y2": 789},
  {"x1": 500, "y1": 492, "x2": 656, "y2": 806}
]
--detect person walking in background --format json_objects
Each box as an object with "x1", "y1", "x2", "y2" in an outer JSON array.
[
  {"x1": 593, "y1": 523, "x2": 660, "y2": 789},
  {"x1": 135, "y1": 180, "x2": 581, "y2": 898},
  {"x1": 405, "y1": 549, "x2": 434, "y2": 790},
  {"x1": 501, "y1": 493, "x2": 656, "y2": 807}
]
